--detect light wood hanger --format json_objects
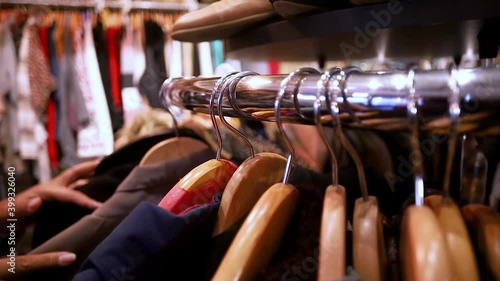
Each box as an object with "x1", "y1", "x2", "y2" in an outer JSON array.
[
  {"x1": 212, "y1": 72, "x2": 288, "y2": 236},
  {"x1": 462, "y1": 204, "x2": 500, "y2": 279},
  {"x1": 324, "y1": 67, "x2": 386, "y2": 281},
  {"x1": 425, "y1": 66, "x2": 479, "y2": 281},
  {"x1": 140, "y1": 79, "x2": 210, "y2": 166},
  {"x1": 400, "y1": 68, "x2": 453, "y2": 281},
  {"x1": 212, "y1": 70, "x2": 305, "y2": 281},
  {"x1": 212, "y1": 183, "x2": 299, "y2": 281},
  {"x1": 425, "y1": 195, "x2": 479, "y2": 281},
  {"x1": 139, "y1": 137, "x2": 209, "y2": 166},
  {"x1": 313, "y1": 69, "x2": 347, "y2": 281},
  {"x1": 400, "y1": 205, "x2": 454, "y2": 281}
]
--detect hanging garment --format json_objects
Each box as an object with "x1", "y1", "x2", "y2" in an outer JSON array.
[
  {"x1": 120, "y1": 20, "x2": 146, "y2": 125},
  {"x1": 181, "y1": 42, "x2": 194, "y2": 76},
  {"x1": 17, "y1": 19, "x2": 44, "y2": 159},
  {"x1": 17, "y1": 18, "x2": 52, "y2": 182},
  {"x1": 197, "y1": 41, "x2": 214, "y2": 76},
  {"x1": 30, "y1": 148, "x2": 214, "y2": 281},
  {"x1": 211, "y1": 40, "x2": 224, "y2": 68},
  {"x1": 139, "y1": 20, "x2": 167, "y2": 108},
  {"x1": 71, "y1": 197, "x2": 221, "y2": 281},
  {"x1": 93, "y1": 20, "x2": 123, "y2": 132},
  {"x1": 0, "y1": 21, "x2": 21, "y2": 171},
  {"x1": 40, "y1": 24, "x2": 59, "y2": 169},
  {"x1": 57, "y1": 22, "x2": 90, "y2": 168},
  {"x1": 132, "y1": 24, "x2": 145, "y2": 86},
  {"x1": 32, "y1": 129, "x2": 207, "y2": 247},
  {"x1": 106, "y1": 26, "x2": 123, "y2": 112},
  {"x1": 169, "y1": 39, "x2": 183, "y2": 77},
  {"x1": 76, "y1": 20, "x2": 114, "y2": 158},
  {"x1": 26, "y1": 19, "x2": 55, "y2": 117}
]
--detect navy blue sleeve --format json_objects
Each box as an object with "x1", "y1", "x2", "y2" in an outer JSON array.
[
  {"x1": 72, "y1": 199, "x2": 220, "y2": 281},
  {"x1": 72, "y1": 202, "x2": 186, "y2": 281}
]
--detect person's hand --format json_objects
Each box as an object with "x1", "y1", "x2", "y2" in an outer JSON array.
[
  {"x1": 0, "y1": 160, "x2": 103, "y2": 226},
  {"x1": 0, "y1": 251, "x2": 76, "y2": 280}
]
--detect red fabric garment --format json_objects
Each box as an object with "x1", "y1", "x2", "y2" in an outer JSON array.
[
  {"x1": 106, "y1": 27, "x2": 122, "y2": 110},
  {"x1": 269, "y1": 61, "x2": 280, "y2": 75},
  {"x1": 158, "y1": 160, "x2": 238, "y2": 215},
  {"x1": 39, "y1": 27, "x2": 49, "y2": 58},
  {"x1": 39, "y1": 27, "x2": 59, "y2": 169},
  {"x1": 46, "y1": 101, "x2": 58, "y2": 168}
]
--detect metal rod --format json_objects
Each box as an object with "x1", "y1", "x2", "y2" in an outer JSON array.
[{"x1": 163, "y1": 67, "x2": 500, "y2": 136}]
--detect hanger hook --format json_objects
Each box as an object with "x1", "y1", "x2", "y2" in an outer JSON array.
[
  {"x1": 406, "y1": 66, "x2": 425, "y2": 206},
  {"x1": 315, "y1": 68, "x2": 342, "y2": 186},
  {"x1": 327, "y1": 68, "x2": 369, "y2": 201},
  {"x1": 276, "y1": 69, "x2": 311, "y2": 184},
  {"x1": 339, "y1": 66, "x2": 362, "y2": 123},
  {"x1": 291, "y1": 68, "x2": 322, "y2": 120},
  {"x1": 443, "y1": 63, "x2": 461, "y2": 196},
  {"x1": 160, "y1": 77, "x2": 185, "y2": 138},
  {"x1": 218, "y1": 71, "x2": 259, "y2": 159},
  {"x1": 211, "y1": 72, "x2": 239, "y2": 160}
]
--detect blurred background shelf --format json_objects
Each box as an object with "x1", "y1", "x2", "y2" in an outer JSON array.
[{"x1": 226, "y1": 0, "x2": 500, "y2": 62}]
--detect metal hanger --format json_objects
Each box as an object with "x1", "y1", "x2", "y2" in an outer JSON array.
[
  {"x1": 424, "y1": 64, "x2": 480, "y2": 281},
  {"x1": 212, "y1": 70, "x2": 301, "y2": 280},
  {"x1": 275, "y1": 68, "x2": 319, "y2": 183},
  {"x1": 400, "y1": 66, "x2": 454, "y2": 281},
  {"x1": 212, "y1": 71, "x2": 288, "y2": 236},
  {"x1": 210, "y1": 72, "x2": 239, "y2": 160},
  {"x1": 217, "y1": 71, "x2": 259, "y2": 159},
  {"x1": 139, "y1": 78, "x2": 209, "y2": 166},
  {"x1": 443, "y1": 63, "x2": 461, "y2": 197},
  {"x1": 326, "y1": 68, "x2": 368, "y2": 201},
  {"x1": 339, "y1": 66, "x2": 361, "y2": 124},
  {"x1": 327, "y1": 67, "x2": 385, "y2": 281},
  {"x1": 316, "y1": 68, "x2": 348, "y2": 281}
]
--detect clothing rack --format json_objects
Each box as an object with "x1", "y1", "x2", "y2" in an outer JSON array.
[
  {"x1": 0, "y1": 0, "x2": 195, "y2": 11},
  {"x1": 163, "y1": 67, "x2": 500, "y2": 135}
]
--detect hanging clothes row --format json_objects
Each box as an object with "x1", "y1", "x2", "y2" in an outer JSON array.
[
  {"x1": 0, "y1": 8, "x2": 227, "y2": 183},
  {"x1": 17, "y1": 67, "x2": 499, "y2": 281}
]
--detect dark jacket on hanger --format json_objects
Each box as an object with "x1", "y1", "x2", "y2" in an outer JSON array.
[
  {"x1": 30, "y1": 148, "x2": 215, "y2": 281},
  {"x1": 71, "y1": 198, "x2": 221, "y2": 281},
  {"x1": 93, "y1": 20, "x2": 123, "y2": 132},
  {"x1": 32, "y1": 129, "x2": 206, "y2": 248},
  {"x1": 139, "y1": 20, "x2": 167, "y2": 108}
]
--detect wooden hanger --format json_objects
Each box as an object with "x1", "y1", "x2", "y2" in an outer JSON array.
[
  {"x1": 425, "y1": 66, "x2": 479, "y2": 281},
  {"x1": 400, "y1": 205, "x2": 454, "y2": 281},
  {"x1": 212, "y1": 72, "x2": 288, "y2": 236},
  {"x1": 212, "y1": 71, "x2": 303, "y2": 280},
  {"x1": 462, "y1": 204, "x2": 500, "y2": 279},
  {"x1": 325, "y1": 68, "x2": 386, "y2": 281},
  {"x1": 319, "y1": 185, "x2": 346, "y2": 281},
  {"x1": 312, "y1": 69, "x2": 347, "y2": 281},
  {"x1": 212, "y1": 183, "x2": 299, "y2": 281},
  {"x1": 425, "y1": 195, "x2": 479, "y2": 281},
  {"x1": 139, "y1": 136, "x2": 210, "y2": 166},
  {"x1": 212, "y1": 152, "x2": 287, "y2": 235},
  {"x1": 400, "y1": 68, "x2": 453, "y2": 281}
]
